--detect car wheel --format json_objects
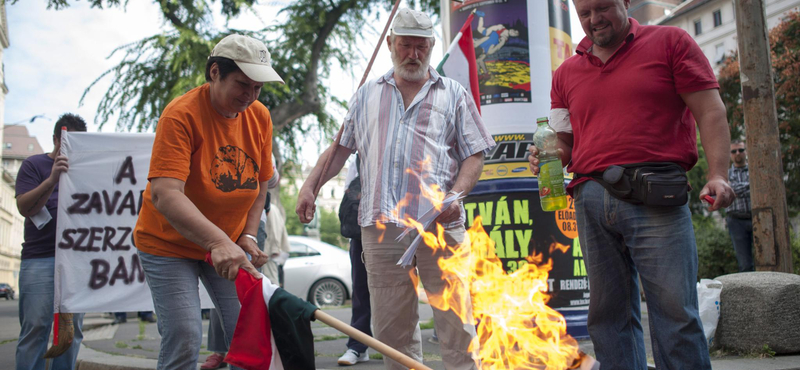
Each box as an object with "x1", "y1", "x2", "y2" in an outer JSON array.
[
  {"x1": 309, "y1": 278, "x2": 346, "y2": 307},
  {"x1": 10, "y1": 293, "x2": 14, "y2": 300}
]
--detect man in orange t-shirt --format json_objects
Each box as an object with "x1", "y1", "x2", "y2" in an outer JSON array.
[{"x1": 133, "y1": 34, "x2": 283, "y2": 369}]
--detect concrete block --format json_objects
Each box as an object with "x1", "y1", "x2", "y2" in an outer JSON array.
[{"x1": 715, "y1": 272, "x2": 800, "y2": 354}]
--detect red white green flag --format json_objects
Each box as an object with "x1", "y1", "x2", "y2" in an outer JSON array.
[{"x1": 436, "y1": 13, "x2": 481, "y2": 114}]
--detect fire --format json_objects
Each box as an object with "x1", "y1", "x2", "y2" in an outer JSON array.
[
  {"x1": 377, "y1": 158, "x2": 590, "y2": 368},
  {"x1": 410, "y1": 219, "x2": 583, "y2": 369},
  {"x1": 389, "y1": 158, "x2": 586, "y2": 369}
]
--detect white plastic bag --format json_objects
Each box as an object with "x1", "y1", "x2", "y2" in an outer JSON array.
[{"x1": 697, "y1": 279, "x2": 723, "y2": 347}]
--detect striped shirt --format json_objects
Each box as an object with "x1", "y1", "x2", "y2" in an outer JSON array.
[
  {"x1": 339, "y1": 67, "x2": 495, "y2": 228},
  {"x1": 728, "y1": 165, "x2": 751, "y2": 216}
]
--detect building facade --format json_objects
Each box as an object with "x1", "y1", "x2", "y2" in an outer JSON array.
[
  {"x1": 628, "y1": 0, "x2": 685, "y2": 24},
  {"x1": 3, "y1": 125, "x2": 45, "y2": 179},
  {"x1": 0, "y1": 0, "x2": 23, "y2": 291},
  {"x1": 654, "y1": 0, "x2": 800, "y2": 74}
]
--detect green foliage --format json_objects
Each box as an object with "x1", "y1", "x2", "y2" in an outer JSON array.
[
  {"x1": 70, "y1": 0, "x2": 439, "y2": 171},
  {"x1": 792, "y1": 229, "x2": 800, "y2": 274},
  {"x1": 694, "y1": 215, "x2": 738, "y2": 280},
  {"x1": 279, "y1": 183, "x2": 345, "y2": 248},
  {"x1": 279, "y1": 185, "x2": 304, "y2": 237},
  {"x1": 688, "y1": 135, "x2": 710, "y2": 215},
  {"x1": 319, "y1": 206, "x2": 347, "y2": 249},
  {"x1": 419, "y1": 318, "x2": 435, "y2": 330},
  {"x1": 717, "y1": 11, "x2": 800, "y2": 212},
  {"x1": 31, "y1": 0, "x2": 123, "y2": 10}
]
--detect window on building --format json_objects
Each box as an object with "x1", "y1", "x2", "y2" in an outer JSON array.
[
  {"x1": 713, "y1": 9, "x2": 722, "y2": 27},
  {"x1": 27, "y1": 143, "x2": 34, "y2": 152},
  {"x1": 4, "y1": 143, "x2": 10, "y2": 149},
  {"x1": 715, "y1": 43, "x2": 726, "y2": 64},
  {"x1": 694, "y1": 19, "x2": 703, "y2": 35}
]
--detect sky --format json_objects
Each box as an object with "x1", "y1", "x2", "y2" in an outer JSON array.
[{"x1": 3, "y1": 1, "x2": 584, "y2": 161}]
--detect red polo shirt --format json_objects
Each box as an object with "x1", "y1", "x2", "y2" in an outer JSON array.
[{"x1": 551, "y1": 18, "x2": 718, "y2": 193}]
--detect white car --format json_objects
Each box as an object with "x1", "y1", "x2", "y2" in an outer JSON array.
[{"x1": 283, "y1": 236, "x2": 352, "y2": 307}]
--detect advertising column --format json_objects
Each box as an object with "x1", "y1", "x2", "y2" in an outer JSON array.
[{"x1": 443, "y1": 0, "x2": 588, "y2": 338}]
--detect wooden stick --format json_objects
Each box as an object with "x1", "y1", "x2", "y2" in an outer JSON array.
[{"x1": 314, "y1": 310, "x2": 433, "y2": 370}]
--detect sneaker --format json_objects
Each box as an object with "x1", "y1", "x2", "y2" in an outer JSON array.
[
  {"x1": 200, "y1": 353, "x2": 227, "y2": 369},
  {"x1": 337, "y1": 349, "x2": 369, "y2": 366}
]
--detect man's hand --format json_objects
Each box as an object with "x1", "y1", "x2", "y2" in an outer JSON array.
[
  {"x1": 237, "y1": 235, "x2": 268, "y2": 268},
  {"x1": 528, "y1": 145, "x2": 564, "y2": 175},
  {"x1": 49, "y1": 155, "x2": 69, "y2": 185},
  {"x1": 207, "y1": 240, "x2": 261, "y2": 281},
  {"x1": 699, "y1": 176, "x2": 735, "y2": 212},
  {"x1": 296, "y1": 188, "x2": 317, "y2": 223},
  {"x1": 435, "y1": 198, "x2": 461, "y2": 224}
]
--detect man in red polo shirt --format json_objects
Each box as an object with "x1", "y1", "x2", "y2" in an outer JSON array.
[{"x1": 529, "y1": 0, "x2": 734, "y2": 369}]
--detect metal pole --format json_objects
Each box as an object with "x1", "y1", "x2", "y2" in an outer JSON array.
[{"x1": 733, "y1": 0, "x2": 793, "y2": 272}]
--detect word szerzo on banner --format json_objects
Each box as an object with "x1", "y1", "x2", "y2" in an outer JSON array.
[{"x1": 54, "y1": 132, "x2": 213, "y2": 313}]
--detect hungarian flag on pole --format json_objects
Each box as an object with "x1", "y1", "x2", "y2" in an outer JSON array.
[
  {"x1": 436, "y1": 13, "x2": 481, "y2": 114},
  {"x1": 205, "y1": 254, "x2": 317, "y2": 370}
]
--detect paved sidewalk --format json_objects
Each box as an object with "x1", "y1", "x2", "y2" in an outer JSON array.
[{"x1": 76, "y1": 306, "x2": 800, "y2": 370}]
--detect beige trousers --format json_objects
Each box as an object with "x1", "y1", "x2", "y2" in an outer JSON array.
[{"x1": 362, "y1": 225, "x2": 478, "y2": 370}]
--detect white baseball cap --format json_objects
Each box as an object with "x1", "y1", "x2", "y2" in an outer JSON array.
[
  {"x1": 210, "y1": 34, "x2": 284, "y2": 84},
  {"x1": 391, "y1": 8, "x2": 434, "y2": 38}
]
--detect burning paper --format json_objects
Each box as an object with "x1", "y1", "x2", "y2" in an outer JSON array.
[{"x1": 396, "y1": 191, "x2": 463, "y2": 267}]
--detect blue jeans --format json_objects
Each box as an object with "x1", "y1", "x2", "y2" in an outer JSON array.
[
  {"x1": 574, "y1": 181, "x2": 711, "y2": 370},
  {"x1": 16, "y1": 257, "x2": 84, "y2": 370},
  {"x1": 346, "y1": 238, "x2": 372, "y2": 354},
  {"x1": 726, "y1": 216, "x2": 754, "y2": 272},
  {"x1": 138, "y1": 251, "x2": 242, "y2": 370}
]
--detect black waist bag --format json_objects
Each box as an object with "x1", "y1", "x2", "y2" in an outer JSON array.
[{"x1": 581, "y1": 162, "x2": 689, "y2": 207}]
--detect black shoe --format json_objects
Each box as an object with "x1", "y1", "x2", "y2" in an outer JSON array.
[
  {"x1": 113, "y1": 317, "x2": 127, "y2": 324},
  {"x1": 140, "y1": 314, "x2": 157, "y2": 323}
]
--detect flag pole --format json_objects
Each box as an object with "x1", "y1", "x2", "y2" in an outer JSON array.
[
  {"x1": 312, "y1": 0, "x2": 402, "y2": 196},
  {"x1": 314, "y1": 310, "x2": 435, "y2": 370}
]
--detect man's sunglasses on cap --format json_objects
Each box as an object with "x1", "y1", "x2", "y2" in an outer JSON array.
[{"x1": 731, "y1": 148, "x2": 745, "y2": 154}]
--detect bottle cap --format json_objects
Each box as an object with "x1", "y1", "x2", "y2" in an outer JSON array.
[{"x1": 536, "y1": 117, "x2": 548, "y2": 125}]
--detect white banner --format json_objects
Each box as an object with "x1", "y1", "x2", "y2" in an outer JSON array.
[{"x1": 54, "y1": 132, "x2": 212, "y2": 313}]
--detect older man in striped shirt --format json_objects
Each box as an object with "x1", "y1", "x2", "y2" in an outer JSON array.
[{"x1": 297, "y1": 8, "x2": 494, "y2": 370}]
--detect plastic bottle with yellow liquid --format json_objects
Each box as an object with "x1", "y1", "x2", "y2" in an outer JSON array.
[{"x1": 533, "y1": 117, "x2": 568, "y2": 211}]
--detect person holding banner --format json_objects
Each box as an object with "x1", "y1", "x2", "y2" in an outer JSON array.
[
  {"x1": 15, "y1": 113, "x2": 87, "y2": 370},
  {"x1": 297, "y1": 8, "x2": 494, "y2": 370},
  {"x1": 133, "y1": 34, "x2": 282, "y2": 369},
  {"x1": 528, "y1": 0, "x2": 734, "y2": 369}
]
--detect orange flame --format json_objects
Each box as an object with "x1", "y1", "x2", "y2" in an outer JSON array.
[
  {"x1": 549, "y1": 242, "x2": 571, "y2": 255},
  {"x1": 377, "y1": 159, "x2": 587, "y2": 368},
  {"x1": 415, "y1": 218, "x2": 582, "y2": 369},
  {"x1": 389, "y1": 158, "x2": 584, "y2": 369}
]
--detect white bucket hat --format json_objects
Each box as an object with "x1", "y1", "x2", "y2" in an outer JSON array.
[
  {"x1": 210, "y1": 34, "x2": 285, "y2": 84},
  {"x1": 391, "y1": 8, "x2": 434, "y2": 38}
]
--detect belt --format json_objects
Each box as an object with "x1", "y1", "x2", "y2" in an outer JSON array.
[{"x1": 728, "y1": 211, "x2": 751, "y2": 219}]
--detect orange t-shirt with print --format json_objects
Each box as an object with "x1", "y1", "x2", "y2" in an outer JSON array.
[{"x1": 134, "y1": 83, "x2": 274, "y2": 260}]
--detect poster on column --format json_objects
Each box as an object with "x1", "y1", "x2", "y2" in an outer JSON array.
[
  {"x1": 53, "y1": 132, "x2": 213, "y2": 313},
  {"x1": 463, "y1": 192, "x2": 588, "y2": 310},
  {"x1": 447, "y1": 0, "x2": 552, "y2": 134}
]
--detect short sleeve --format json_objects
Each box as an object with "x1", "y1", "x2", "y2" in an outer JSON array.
[
  {"x1": 259, "y1": 111, "x2": 274, "y2": 183},
  {"x1": 148, "y1": 117, "x2": 194, "y2": 181},
  {"x1": 672, "y1": 32, "x2": 719, "y2": 94},
  {"x1": 15, "y1": 158, "x2": 42, "y2": 197},
  {"x1": 551, "y1": 67, "x2": 568, "y2": 110},
  {"x1": 338, "y1": 92, "x2": 359, "y2": 151},
  {"x1": 453, "y1": 87, "x2": 495, "y2": 161}
]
